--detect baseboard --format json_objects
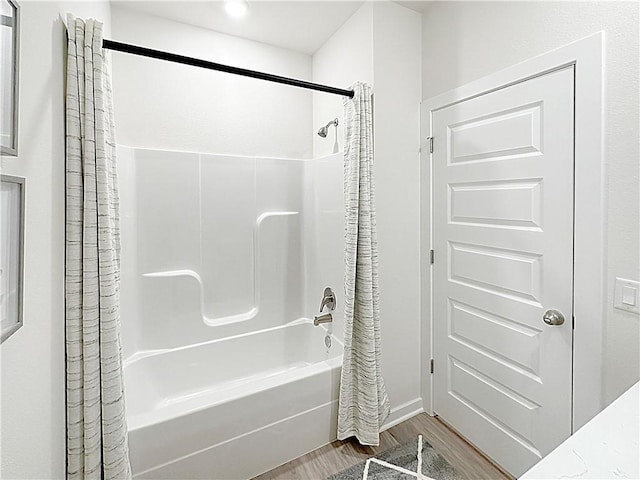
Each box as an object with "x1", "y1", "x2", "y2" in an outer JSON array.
[{"x1": 381, "y1": 398, "x2": 424, "y2": 432}]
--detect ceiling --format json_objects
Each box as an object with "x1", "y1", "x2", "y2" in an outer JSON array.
[
  {"x1": 111, "y1": 1, "x2": 362, "y2": 55},
  {"x1": 111, "y1": 1, "x2": 430, "y2": 55}
]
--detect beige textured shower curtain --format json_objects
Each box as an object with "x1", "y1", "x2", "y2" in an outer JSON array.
[
  {"x1": 337, "y1": 82, "x2": 390, "y2": 446},
  {"x1": 65, "y1": 15, "x2": 131, "y2": 480}
]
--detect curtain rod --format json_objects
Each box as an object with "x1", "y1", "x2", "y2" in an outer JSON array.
[{"x1": 102, "y1": 40, "x2": 355, "y2": 98}]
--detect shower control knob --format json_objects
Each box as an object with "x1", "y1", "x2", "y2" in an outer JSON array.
[
  {"x1": 543, "y1": 309, "x2": 565, "y2": 326},
  {"x1": 319, "y1": 287, "x2": 336, "y2": 312}
]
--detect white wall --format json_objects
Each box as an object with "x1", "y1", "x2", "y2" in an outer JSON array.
[
  {"x1": 0, "y1": 2, "x2": 112, "y2": 478},
  {"x1": 308, "y1": 3, "x2": 374, "y2": 346},
  {"x1": 372, "y1": 1, "x2": 422, "y2": 419},
  {"x1": 110, "y1": 6, "x2": 313, "y2": 159},
  {"x1": 312, "y1": 3, "x2": 373, "y2": 159},
  {"x1": 421, "y1": 1, "x2": 640, "y2": 407},
  {"x1": 312, "y1": 2, "x2": 423, "y2": 423}
]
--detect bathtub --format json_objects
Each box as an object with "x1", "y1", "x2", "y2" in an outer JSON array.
[{"x1": 124, "y1": 319, "x2": 343, "y2": 479}]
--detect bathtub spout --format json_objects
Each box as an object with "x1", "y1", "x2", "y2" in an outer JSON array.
[{"x1": 313, "y1": 313, "x2": 333, "y2": 326}]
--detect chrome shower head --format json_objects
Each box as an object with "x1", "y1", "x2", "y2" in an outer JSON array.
[{"x1": 317, "y1": 118, "x2": 339, "y2": 138}]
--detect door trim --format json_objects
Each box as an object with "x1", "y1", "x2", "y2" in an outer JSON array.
[{"x1": 419, "y1": 32, "x2": 604, "y2": 432}]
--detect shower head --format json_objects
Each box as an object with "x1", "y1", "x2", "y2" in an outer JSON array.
[{"x1": 317, "y1": 118, "x2": 339, "y2": 138}]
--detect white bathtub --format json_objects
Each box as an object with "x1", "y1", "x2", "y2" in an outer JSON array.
[{"x1": 124, "y1": 319, "x2": 343, "y2": 479}]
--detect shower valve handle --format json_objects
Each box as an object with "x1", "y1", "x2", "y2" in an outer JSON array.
[{"x1": 319, "y1": 287, "x2": 336, "y2": 312}]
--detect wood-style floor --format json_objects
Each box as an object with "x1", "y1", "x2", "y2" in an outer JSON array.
[{"x1": 253, "y1": 413, "x2": 513, "y2": 480}]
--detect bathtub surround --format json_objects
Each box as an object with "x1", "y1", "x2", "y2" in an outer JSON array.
[
  {"x1": 338, "y1": 82, "x2": 390, "y2": 446},
  {"x1": 65, "y1": 15, "x2": 131, "y2": 480},
  {"x1": 117, "y1": 147, "x2": 345, "y2": 478}
]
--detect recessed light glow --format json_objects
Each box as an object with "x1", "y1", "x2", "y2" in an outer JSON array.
[{"x1": 225, "y1": 0, "x2": 248, "y2": 18}]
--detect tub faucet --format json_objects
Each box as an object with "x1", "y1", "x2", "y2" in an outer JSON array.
[
  {"x1": 319, "y1": 287, "x2": 336, "y2": 312},
  {"x1": 314, "y1": 313, "x2": 333, "y2": 326}
]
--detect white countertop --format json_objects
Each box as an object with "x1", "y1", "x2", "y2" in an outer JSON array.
[{"x1": 521, "y1": 382, "x2": 639, "y2": 479}]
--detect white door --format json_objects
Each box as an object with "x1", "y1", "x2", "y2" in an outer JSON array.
[{"x1": 432, "y1": 66, "x2": 574, "y2": 476}]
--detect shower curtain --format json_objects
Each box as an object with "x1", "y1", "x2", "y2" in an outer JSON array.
[
  {"x1": 337, "y1": 82, "x2": 390, "y2": 446},
  {"x1": 65, "y1": 15, "x2": 131, "y2": 480}
]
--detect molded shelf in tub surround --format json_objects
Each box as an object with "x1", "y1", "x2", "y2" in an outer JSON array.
[{"x1": 142, "y1": 211, "x2": 299, "y2": 327}]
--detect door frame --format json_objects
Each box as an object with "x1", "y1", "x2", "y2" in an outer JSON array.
[{"x1": 420, "y1": 32, "x2": 604, "y2": 432}]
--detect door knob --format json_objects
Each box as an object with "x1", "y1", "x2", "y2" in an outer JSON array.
[{"x1": 543, "y1": 309, "x2": 565, "y2": 326}]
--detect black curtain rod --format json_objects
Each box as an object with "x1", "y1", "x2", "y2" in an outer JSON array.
[{"x1": 102, "y1": 39, "x2": 355, "y2": 98}]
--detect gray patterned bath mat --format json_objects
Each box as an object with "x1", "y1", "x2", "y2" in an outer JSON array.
[{"x1": 328, "y1": 436, "x2": 463, "y2": 480}]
